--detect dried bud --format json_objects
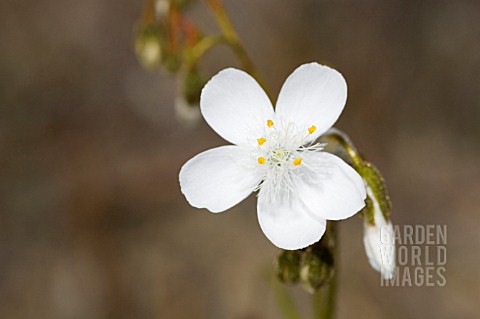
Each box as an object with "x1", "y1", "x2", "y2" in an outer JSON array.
[
  {"x1": 300, "y1": 247, "x2": 334, "y2": 293},
  {"x1": 275, "y1": 250, "x2": 301, "y2": 284}
]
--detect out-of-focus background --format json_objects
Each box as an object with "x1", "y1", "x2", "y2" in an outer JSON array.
[{"x1": 1, "y1": 0, "x2": 479, "y2": 318}]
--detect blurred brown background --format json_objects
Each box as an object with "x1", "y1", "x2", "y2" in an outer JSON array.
[{"x1": 1, "y1": 0, "x2": 479, "y2": 318}]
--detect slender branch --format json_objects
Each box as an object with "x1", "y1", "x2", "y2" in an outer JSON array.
[
  {"x1": 204, "y1": 0, "x2": 266, "y2": 90},
  {"x1": 184, "y1": 35, "x2": 225, "y2": 71},
  {"x1": 323, "y1": 130, "x2": 363, "y2": 168}
]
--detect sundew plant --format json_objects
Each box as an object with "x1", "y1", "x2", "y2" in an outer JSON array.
[{"x1": 135, "y1": 1, "x2": 394, "y2": 318}]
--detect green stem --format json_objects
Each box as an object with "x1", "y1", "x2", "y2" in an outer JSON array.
[
  {"x1": 271, "y1": 276, "x2": 303, "y2": 319},
  {"x1": 323, "y1": 131, "x2": 363, "y2": 169},
  {"x1": 323, "y1": 129, "x2": 392, "y2": 221},
  {"x1": 184, "y1": 35, "x2": 225, "y2": 71},
  {"x1": 204, "y1": 0, "x2": 267, "y2": 90},
  {"x1": 312, "y1": 273, "x2": 337, "y2": 319},
  {"x1": 312, "y1": 222, "x2": 338, "y2": 319}
]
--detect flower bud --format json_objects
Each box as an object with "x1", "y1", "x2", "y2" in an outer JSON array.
[
  {"x1": 135, "y1": 24, "x2": 164, "y2": 70},
  {"x1": 154, "y1": 0, "x2": 170, "y2": 18},
  {"x1": 174, "y1": 95, "x2": 200, "y2": 127},
  {"x1": 300, "y1": 247, "x2": 334, "y2": 293},
  {"x1": 274, "y1": 250, "x2": 301, "y2": 284},
  {"x1": 174, "y1": 68, "x2": 204, "y2": 126},
  {"x1": 162, "y1": 51, "x2": 182, "y2": 73},
  {"x1": 183, "y1": 68, "x2": 204, "y2": 105},
  {"x1": 362, "y1": 186, "x2": 396, "y2": 279}
]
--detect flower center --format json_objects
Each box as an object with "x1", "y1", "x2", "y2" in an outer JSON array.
[
  {"x1": 271, "y1": 147, "x2": 292, "y2": 164},
  {"x1": 254, "y1": 119, "x2": 323, "y2": 202}
]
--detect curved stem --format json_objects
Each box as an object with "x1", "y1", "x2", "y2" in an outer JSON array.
[
  {"x1": 323, "y1": 129, "x2": 363, "y2": 168},
  {"x1": 184, "y1": 35, "x2": 225, "y2": 71},
  {"x1": 204, "y1": 0, "x2": 267, "y2": 91}
]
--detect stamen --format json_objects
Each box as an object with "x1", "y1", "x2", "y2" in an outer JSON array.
[
  {"x1": 257, "y1": 137, "x2": 267, "y2": 145},
  {"x1": 267, "y1": 119, "x2": 274, "y2": 128},
  {"x1": 293, "y1": 157, "x2": 302, "y2": 166},
  {"x1": 308, "y1": 125, "x2": 317, "y2": 134},
  {"x1": 258, "y1": 156, "x2": 266, "y2": 164}
]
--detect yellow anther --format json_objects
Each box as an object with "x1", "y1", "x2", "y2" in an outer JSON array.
[
  {"x1": 293, "y1": 157, "x2": 302, "y2": 166},
  {"x1": 257, "y1": 137, "x2": 267, "y2": 145},
  {"x1": 308, "y1": 125, "x2": 317, "y2": 134},
  {"x1": 267, "y1": 119, "x2": 274, "y2": 127},
  {"x1": 258, "y1": 156, "x2": 266, "y2": 164}
]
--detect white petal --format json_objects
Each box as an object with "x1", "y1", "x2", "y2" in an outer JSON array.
[
  {"x1": 200, "y1": 68, "x2": 274, "y2": 146},
  {"x1": 363, "y1": 186, "x2": 396, "y2": 279},
  {"x1": 363, "y1": 221, "x2": 396, "y2": 279},
  {"x1": 257, "y1": 189, "x2": 326, "y2": 250},
  {"x1": 275, "y1": 63, "x2": 347, "y2": 140},
  {"x1": 296, "y1": 152, "x2": 366, "y2": 220},
  {"x1": 179, "y1": 145, "x2": 259, "y2": 213}
]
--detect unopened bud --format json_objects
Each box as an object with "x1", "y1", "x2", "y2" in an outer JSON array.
[
  {"x1": 154, "y1": 0, "x2": 170, "y2": 18},
  {"x1": 300, "y1": 247, "x2": 334, "y2": 293},
  {"x1": 174, "y1": 68, "x2": 204, "y2": 126},
  {"x1": 135, "y1": 24, "x2": 164, "y2": 70},
  {"x1": 174, "y1": 95, "x2": 200, "y2": 127},
  {"x1": 362, "y1": 186, "x2": 396, "y2": 279},
  {"x1": 275, "y1": 250, "x2": 301, "y2": 284},
  {"x1": 162, "y1": 51, "x2": 181, "y2": 73},
  {"x1": 183, "y1": 69, "x2": 205, "y2": 105}
]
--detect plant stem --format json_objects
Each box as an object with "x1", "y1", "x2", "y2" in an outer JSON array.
[
  {"x1": 312, "y1": 273, "x2": 337, "y2": 319},
  {"x1": 323, "y1": 129, "x2": 363, "y2": 168},
  {"x1": 204, "y1": 0, "x2": 266, "y2": 90},
  {"x1": 185, "y1": 35, "x2": 225, "y2": 71},
  {"x1": 271, "y1": 276, "x2": 303, "y2": 319},
  {"x1": 312, "y1": 222, "x2": 338, "y2": 319}
]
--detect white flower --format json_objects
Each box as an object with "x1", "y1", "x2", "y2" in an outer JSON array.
[
  {"x1": 363, "y1": 186, "x2": 396, "y2": 279},
  {"x1": 179, "y1": 62, "x2": 367, "y2": 250}
]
